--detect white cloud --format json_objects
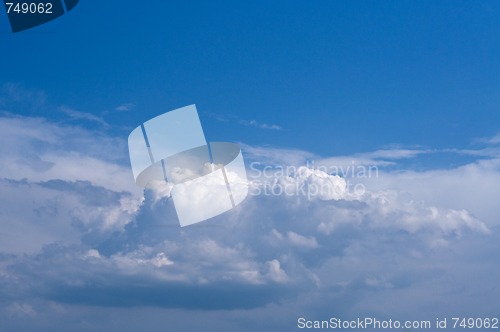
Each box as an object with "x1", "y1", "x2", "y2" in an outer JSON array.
[
  {"x1": 0, "y1": 114, "x2": 139, "y2": 193},
  {"x1": 0, "y1": 113, "x2": 499, "y2": 332},
  {"x1": 362, "y1": 148, "x2": 429, "y2": 159},
  {"x1": 271, "y1": 166, "x2": 347, "y2": 200},
  {"x1": 205, "y1": 112, "x2": 283, "y2": 130},
  {"x1": 475, "y1": 132, "x2": 500, "y2": 145},
  {"x1": 287, "y1": 232, "x2": 319, "y2": 249},
  {"x1": 360, "y1": 158, "x2": 500, "y2": 226},
  {"x1": 266, "y1": 259, "x2": 289, "y2": 283},
  {"x1": 60, "y1": 106, "x2": 108, "y2": 127},
  {"x1": 243, "y1": 145, "x2": 427, "y2": 179},
  {"x1": 0, "y1": 114, "x2": 143, "y2": 254},
  {"x1": 239, "y1": 120, "x2": 282, "y2": 131},
  {"x1": 243, "y1": 144, "x2": 316, "y2": 166},
  {"x1": 115, "y1": 103, "x2": 135, "y2": 112}
]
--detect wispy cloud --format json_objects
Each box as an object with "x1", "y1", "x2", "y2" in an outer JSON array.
[
  {"x1": 242, "y1": 145, "x2": 428, "y2": 170},
  {"x1": 239, "y1": 119, "x2": 282, "y2": 131},
  {"x1": 0, "y1": 83, "x2": 46, "y2": 109},
  {"x1": 60, "y1": 106, "x2": 108, "y2": 127},
  {"x1": 203, "y1": 112, "x2": 283, "y2": 130},
  {"x1": 476, "y1": 132, "x2": 500, "y2": 145},
  {"x1": 241, "y1": 144, "x2": 316, "y2": 166},
  {"x1": 361, "y1": 148, "x2": 430, "y2": 160},
  {"x1": 115, "y1": 103, "x2": 135, "y2": 112}
]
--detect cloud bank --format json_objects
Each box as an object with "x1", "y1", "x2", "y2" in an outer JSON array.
[{"x1": 0, "y1": 112, "x2": 499, "y2": 331}]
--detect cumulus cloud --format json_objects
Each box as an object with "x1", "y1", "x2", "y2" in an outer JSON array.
[
  {"x1": 0, "y1": 112, "x2": 499, "y2": 331},
  {"x1": 360, "y1": 158, "x2": 500, "y2": 226},
  {"x1": 0, "y1": 114, "x2": 138, "y2": 193},
  {"x1": 285, "y1": 232, "x2": 319, "y2": 249},
  {"x1": 0, "y1": 114, "x2": 142, "y2": 254}
]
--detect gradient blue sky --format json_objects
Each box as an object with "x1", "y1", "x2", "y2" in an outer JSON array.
[
  {"x1": 1, "y1": 1, "x2": 500, "y2": 332},
  {"x1": 2, "y1": 1, "x2": 500, "y2": 154}
]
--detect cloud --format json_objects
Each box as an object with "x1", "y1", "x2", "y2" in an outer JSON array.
[
  {"x1": 204, "y1": 111, "x2": 232, "y2": 122},
  {"x1": 475, "y1": 132, "x2": 500, "y2": 145},
  {"x1": 239, "y1": 120, "x2": 283, "y2": 131},
  {"x1": 115, "y1": 103, "x2": 135, "y2": 112},
  {"x1": 204, "y1": 111, "x2": 282, "y2": 130},
  {"x1": 6, "y1": 303, "x2": 36, "y2": 318},
  {"x1": 242, "y1": 144, "x2": 316, "y2": 166},
  {"x1": 358, "y1": 157, "x2": 500, "y2": 227},
  {"x1": 0, "y1": 114, "x2": 142, "y2": 254},
  {"x1": 360, "y1": 148, "x2": 430, "y2": 160},
  {"x1": 285, "y1": 232, "x2": 319, "y2": 249},
  {"x1": 59, "y1": 106, "x2": 109, "y2": 127},
  {"x1": 0, "y1": 113, "x2": 499, "y2": 331},
  {"x1": 0, "y1": 83, "x2": 46, "y2": 110},
  {"x1": 243, "y1": 145, "x2": 431, "y2": 176},
  {"x1": 0, "y1": 178, "x2": 142, "y2": 254},
  {"x1": 2, "y1": 149, "x2": 489, "y2": 308},
  {"x1": 0, "y1": 114, "x2": 137, "y2": 192}
]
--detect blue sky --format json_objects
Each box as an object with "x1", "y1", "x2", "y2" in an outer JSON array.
[
  {"x1": 2, "y1": 1, "x2": 500, "y2": 153},
  {"x1": 1, "y1": 1, "x2": 500, "y2": 331}
]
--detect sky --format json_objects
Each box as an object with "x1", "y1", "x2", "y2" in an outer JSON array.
[{"x1": 1, "y1": 1, "x2": 500, "y2": 331}]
